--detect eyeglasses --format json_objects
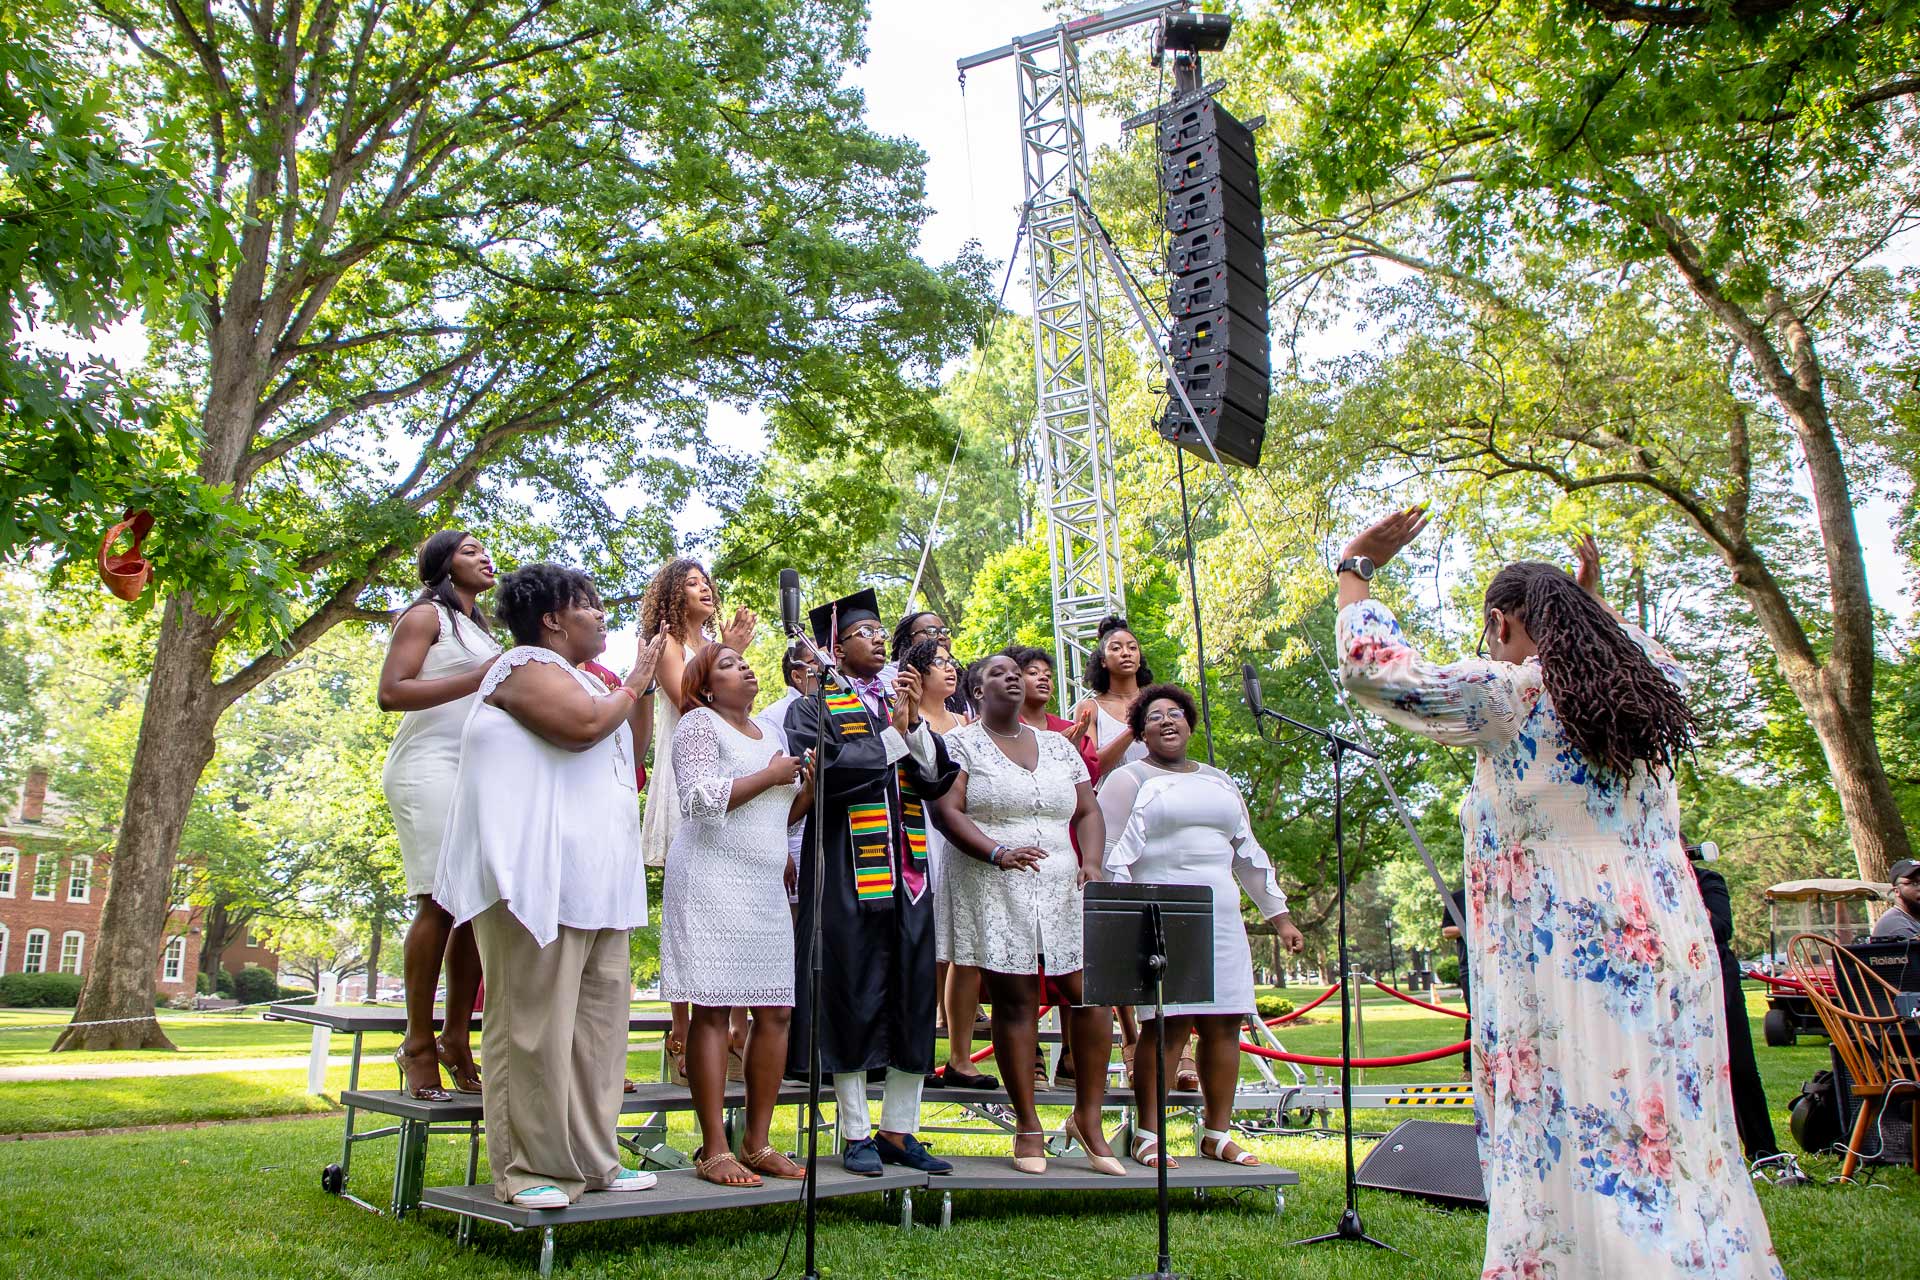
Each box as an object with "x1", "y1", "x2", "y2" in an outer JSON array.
[
  {"x1": 843, "y1": 624, "x2": 886, "y2": 641},
  {"x1": 1142, "y1": 708, "x2": 1187, "y2": 725},
  {"x1": 930, "y1": 656, "x2": 961, "y2": 670},
  {"x1": 913, "y1": 624, "x2": 952, "y2": 639},
  {"x1": 1476, "y1": 612, "x2": 1495, "y2": 659}
]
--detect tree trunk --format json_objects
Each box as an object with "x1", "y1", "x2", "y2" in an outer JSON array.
[
  {"x1": 197, "y1": 898, "x2": 249, "y2": 987},
  {"x1": 364, "y1": 912, "x2": 385, "y2": 1004},
  {"x1": 53, "y1": 600, "x2": 227, "y2": 1050},
  {"x1": 1784, "y1": 668, "x2": 1908, "y2": 885}
]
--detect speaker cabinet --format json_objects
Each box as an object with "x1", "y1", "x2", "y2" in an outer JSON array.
[{"x1": 1356, "y1": 1119, "x2": 1488, "y2": 1208}]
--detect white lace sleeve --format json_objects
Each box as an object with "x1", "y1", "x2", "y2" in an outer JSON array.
[
  {"x1": 1096, "y1": 761, "x2": 1146, "y2": 863},
  {"x1": 477, "y1": 646, "x2": 572, "y2": 700},
  {"x1": 672, "y1": 708, "x2": 735, "y2": 821}
]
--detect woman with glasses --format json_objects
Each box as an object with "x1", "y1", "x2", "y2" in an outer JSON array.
[{"x1": 1098, "y1": 683, "x2": 1304, "y2": 1169}]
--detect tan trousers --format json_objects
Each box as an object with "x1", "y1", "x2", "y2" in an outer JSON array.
[{"x1": 473, "y1": 903, "x2": 631, "y2": 1202}]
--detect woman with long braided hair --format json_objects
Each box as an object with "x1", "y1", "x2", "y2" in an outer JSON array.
[{"x1": 1335, "y1": 508, "x2": 1779, "y2": 1280}]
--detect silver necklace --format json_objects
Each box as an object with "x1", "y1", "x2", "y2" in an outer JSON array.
[{"x1": 984, "y1": 720, "x2": 1029, "y2": 742}]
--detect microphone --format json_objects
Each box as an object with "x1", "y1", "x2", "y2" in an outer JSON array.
[
  {"x1": 1241, "y1": 661, "x2": 1267, "y2": 725},
  {"x1": 779, "y1": 568, "x2": 802, "y2": 637}
]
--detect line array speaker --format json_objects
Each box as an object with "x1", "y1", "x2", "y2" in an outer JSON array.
[{"x1": 1155, "y1": 92, "x2": 1270, "y2": 467}]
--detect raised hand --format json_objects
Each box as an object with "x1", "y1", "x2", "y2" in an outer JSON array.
[
  {"x1": 626, "y1": 625, "x2": 669, "y2": 692},
  {"x1": 1573, "y1": 533, "x2": 1602, "y2": 597},
  {"x1": 1066, "y1": 699, "x2": 1099, "y2": 744},
  {"x1": 1339, "y1": 504, "x2": 1429, "y2": 570},
  {"x1": 891, "y1": 668, "x2": 922, "y2": 733},
  {"x1": 721, "y1": 605, "x2": 758, "y2": 651}
]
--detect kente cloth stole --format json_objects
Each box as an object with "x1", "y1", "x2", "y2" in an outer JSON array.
[
  {"x1": 896, "y1": 767, "x2": 931, "y2": 905},
  {"x1": 823, "y1": 688, "x2": 870, "y2": 736},
  {"x1": 847, "y1": 801, "x2": 895, "y2": 903}
]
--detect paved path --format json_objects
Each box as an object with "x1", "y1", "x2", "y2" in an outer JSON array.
[{"x1": 0, "y1": 1054, "x2": 356, "y2": 1082}]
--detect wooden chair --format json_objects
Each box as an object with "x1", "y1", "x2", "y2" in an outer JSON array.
[{"x1": 1786, "y1": 933, "x2": 1920, "y2": 1179}]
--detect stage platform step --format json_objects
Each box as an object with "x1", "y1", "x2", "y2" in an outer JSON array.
[
  {"x1": 340, "y1": 1082, "x2": 811, "y2": 1124},
  {"x1": 420, "y1": 1165, "x2": 924, "y2": 1277},
  {"x1": 931, "y1": 1153, "x2": 1297, "y2": 1194}
]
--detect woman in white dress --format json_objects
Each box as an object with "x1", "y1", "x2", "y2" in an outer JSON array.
[
  {"x1": 1100, "y1": 683, "x2": 1305, "y2": 1169},
  {"x1": 434, "y1": 564, "x2": 665, "y2": 1209},
  {"x1": 933, "y1": 653, "x2": 1120, "y2": 1175},
  {"x1": 661, "y1": 644, "x2": 809, "y2": 1188},
  {"x1": 1069, "y1": 615, "x2": 1153, "y2": 779},
  {"x1": 1335, "y1": 509, "x2": 1781, "y2": 1280},
  {"x1": 377, "y1": 530, "x2": 502, "y2": 1099},
  {"x1": 637, "y1": 558, "x2": 757, "y2": 1075}
]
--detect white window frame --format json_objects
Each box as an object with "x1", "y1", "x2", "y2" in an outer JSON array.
[
  {"x1": 22, "y1": 928, "x2": 49, "y2": 973},
  {"x1": 58, "y1": 931, "x2": 83, "y2": 975},
  {"x1": 30, "y1": 854, "x2": 58, "y2": 901},
  {"x1": 0, "y1": 922, "x2": 9, "y2": 974},
  {"x1": 66, "y1": 855, "x2": 92, "y2": 903},
  {"x1": 162, "y1": 935, "x2": 187, "y2": 983},
  {"x1": 0, "y1": 846, "x2": 15, "y2": 897}
]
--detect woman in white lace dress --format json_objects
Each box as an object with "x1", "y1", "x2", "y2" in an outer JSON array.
[
  {"x1": 934, "y1": 653, "x2": 1120, "y2": 1175},
  {"x1": 1099, "y1": 683, "x2": 1305, "y2": 1170},
  {"x1": 661, "y1": 644, "x2": 809, "y2": 1188},
  {"x1": 433, "y1": 564, "x2": 665, "y2": 1209},
  {"x1": 377, "y1": 530, "x2": 501, "y2": 1099},
  {"x1": 637, "y1": 558, "x2": 757, "y2": 1074}
]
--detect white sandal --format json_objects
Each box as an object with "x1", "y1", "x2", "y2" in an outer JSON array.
[
  {"x1": 1199, "y1": 1126, "x2": 1260, "y2": 1166},
  {"x1": 1130, "y1": 1127, "x2": 1178, "y2": 1169}
]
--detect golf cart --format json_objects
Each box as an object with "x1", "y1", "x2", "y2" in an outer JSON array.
[{"x1": 1760, "y1": 878, "x2": 1888, "y2": 1046}]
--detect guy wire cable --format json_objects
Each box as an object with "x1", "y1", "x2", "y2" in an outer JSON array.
[{"x1": 1073, "y1": 185, "x2": 1466, "y2": 933}]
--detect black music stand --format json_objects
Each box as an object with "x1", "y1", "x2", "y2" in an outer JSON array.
[{"x1": 1084, "y1": 883, "x2": 1214, "y2": 1280}]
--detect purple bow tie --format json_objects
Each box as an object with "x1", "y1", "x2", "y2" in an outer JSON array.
[{"x1": 851, "y1": 675, "x2": 888, "y2": 705}]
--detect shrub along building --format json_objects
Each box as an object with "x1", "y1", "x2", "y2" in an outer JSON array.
[{"x1": 0, "y1": 768, "x2": 276, "y2": 999}]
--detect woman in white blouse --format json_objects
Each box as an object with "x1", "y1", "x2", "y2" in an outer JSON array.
[
  {"x1": 1099, "y1": 683, "x2": 1305, "y2": 1170},
  {"x1": 661, "y1": 644, "x2": 808, "y2": 1188},
  {"x1": 434, "y1": 564, "x2": 666, "y2": 1210}
]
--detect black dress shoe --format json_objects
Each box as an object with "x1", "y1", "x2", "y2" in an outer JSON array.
[
  {"x1": 940, "y1": 1067, "x2": 1000, "y2": 1090},
  {"x1": 877, "y1": 1133, "x2": 953, "y2": 1175},
  {"x1": 842, "y1": 1137, "x2": 883, "y2": 1176}
]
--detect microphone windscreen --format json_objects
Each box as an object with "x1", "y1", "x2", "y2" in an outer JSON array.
[
  {"x1": 778, "y1": 568, "x2": 802, "y2": 636},
  {"x1": 1241, "y1": 661, "x2": 1265, "y2": 722}
]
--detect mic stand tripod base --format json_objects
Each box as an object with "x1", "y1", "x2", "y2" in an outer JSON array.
[{"x1": 1291, "y1": 1206, "x2": 1396, "y2": 1252}]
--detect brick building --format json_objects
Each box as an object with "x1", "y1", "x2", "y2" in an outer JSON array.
[{"x1": 0, "y1": 767, "x2": 276, "y2": 998}]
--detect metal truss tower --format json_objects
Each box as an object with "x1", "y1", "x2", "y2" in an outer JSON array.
[{"x1": 961, "y1": 1, "x2": 1186, "y2": 700}]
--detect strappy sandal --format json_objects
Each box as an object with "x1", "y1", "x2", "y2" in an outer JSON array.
[
  {"x1": 1130, "y1": 1127, "x2": 1178, "y2": 1169},
  {"x1": 726, "y1": 1043, "x2": 748, "y2": 1083},
  {"x1": 1174, "y1": 1051, "x2": 1200, "y2": 1093},
  {"x1": 393, "y1": 1046, "x2": 452, "y2": 1102},
  {"x1": 435, "y1": 1036, "x2": 482, "y2": 1094},
  {"x1": 1012, "y1": 1130, "x2": 1048, "y2": 1175},
  {"x1": 664, "y1": 1030, "x2": 690, "y2": 1086},
  {"x1": 742, "y1": 1145, "x2": 806, "y2": 1181},
  {"x1": 1199, "y1": 1126, "x2": 1260, "y2": 1167},
  {"x1": 693, "y1": 1148, "x2": 762, "y2": 1188}
]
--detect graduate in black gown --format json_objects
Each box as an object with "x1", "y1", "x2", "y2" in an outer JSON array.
[{"x1": 784, "y1": 588, "x2": 958, "y2": 1176}]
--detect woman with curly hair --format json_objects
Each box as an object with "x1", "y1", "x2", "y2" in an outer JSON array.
[
  {"x1": 1069, "y1": 616, "x2": 1154, "y2": 777},
  {"x1": 636, "y1": 558, "x2": 756, "y2": 1074},
  {"x1": 1335, "y1": 508, "x2": 1779, "y2": 1280}
]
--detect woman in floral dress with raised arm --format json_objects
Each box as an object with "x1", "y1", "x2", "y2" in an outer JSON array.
[{"x1": 1334, "y1": 508, "x2": 1780, "y2": 1280}]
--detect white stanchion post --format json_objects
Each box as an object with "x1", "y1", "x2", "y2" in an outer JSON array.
[{"x1": 308, "y1": 970, "x2": 337, "y2": 1094}]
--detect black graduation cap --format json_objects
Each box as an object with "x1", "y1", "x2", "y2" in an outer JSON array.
[{"x1": 808, "y1": 587, "x2": 881, "y2": 648}]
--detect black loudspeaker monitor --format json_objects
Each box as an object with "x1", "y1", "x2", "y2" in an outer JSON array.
[
  {"x1": 1169, "y1": 220, "x2": 1268, "y2": 285},
  {"x1": 1829, "y1": 1046, "x2": 1914, "y2": 1165},
  {"x1": 1355, "y1": 1119, "x2": 1488, "y2": 1208},
  {"x1": 1170, "y1": 307, "x2": 1270, "y2": 374},
  {"x1": 1166, "y1": 180, "x2": 1264, "y2": 241},
  {"x1": 1157, "y1": 397, "x2": 1265, "y2": 468},
  {"x1": 1161, "y1": 136, "x2": 1260, "y2": 200},
  {"x1": 1170, "y1": 350, "x2": 1269, "y2": 418},
  {"x1": 1159, "y1": 97, "x2": 1255, "y2": 166},
  {"x1": 1168, "y1": 263, "x2": 1269, "y2": 325}
]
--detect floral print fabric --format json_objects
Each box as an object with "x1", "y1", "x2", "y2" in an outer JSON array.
[{"x1": 1338, "y1": 600, "x2": 1781, "y2": 1280}]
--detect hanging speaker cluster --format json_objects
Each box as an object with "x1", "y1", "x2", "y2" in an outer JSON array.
[{"x1": 1155, "y1": 94, "x2": 1270, "y2": 467}]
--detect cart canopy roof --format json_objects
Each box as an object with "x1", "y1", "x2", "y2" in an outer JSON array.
[{"x1": 1764, "y1": 878, "x2": 1888, "y2": 901}]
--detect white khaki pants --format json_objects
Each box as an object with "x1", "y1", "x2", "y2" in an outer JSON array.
[
  {"x1": 834, "y1": 1068, "x2": 924, "y2": 1140},
  {"x1": 472, "y1": 903, "x2": 631, "y2": 1202}
]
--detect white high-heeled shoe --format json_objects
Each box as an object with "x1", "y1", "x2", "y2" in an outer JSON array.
[{"x1": 1012, "y1": 1130, "x2": 1048, "y2": 1175}]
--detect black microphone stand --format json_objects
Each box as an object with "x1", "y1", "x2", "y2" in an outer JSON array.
[
  {"x1": 789, "y1": 629, "x2": 838, "y2": 1280},
  {"x1": 1247, "y1": 702, "x2": 1398, "y2": 1253}
]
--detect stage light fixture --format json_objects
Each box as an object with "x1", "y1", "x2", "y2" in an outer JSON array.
[{"x1": 1158, "y1": 12, "x2": 1233, "y2": 55}]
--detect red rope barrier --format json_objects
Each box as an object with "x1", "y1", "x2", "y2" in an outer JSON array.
[
  {"x1": 1263, "y1": 983, "x2": 1340, "y2": 1026},
  {"x1": 1238, "y1": 1038, "x2": 1472, "y2": 1069},
  {"x1": 1370, "y1": 979, "x2": 1470, "y2": 1020},
  {"x1": 1744, "y1": 970, "x2": 1804, "y2": 993}
]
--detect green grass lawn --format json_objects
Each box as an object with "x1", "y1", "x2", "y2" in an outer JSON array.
[{"x1": 0, "y1": 984, "x2": 1910, "y2": 1277}]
